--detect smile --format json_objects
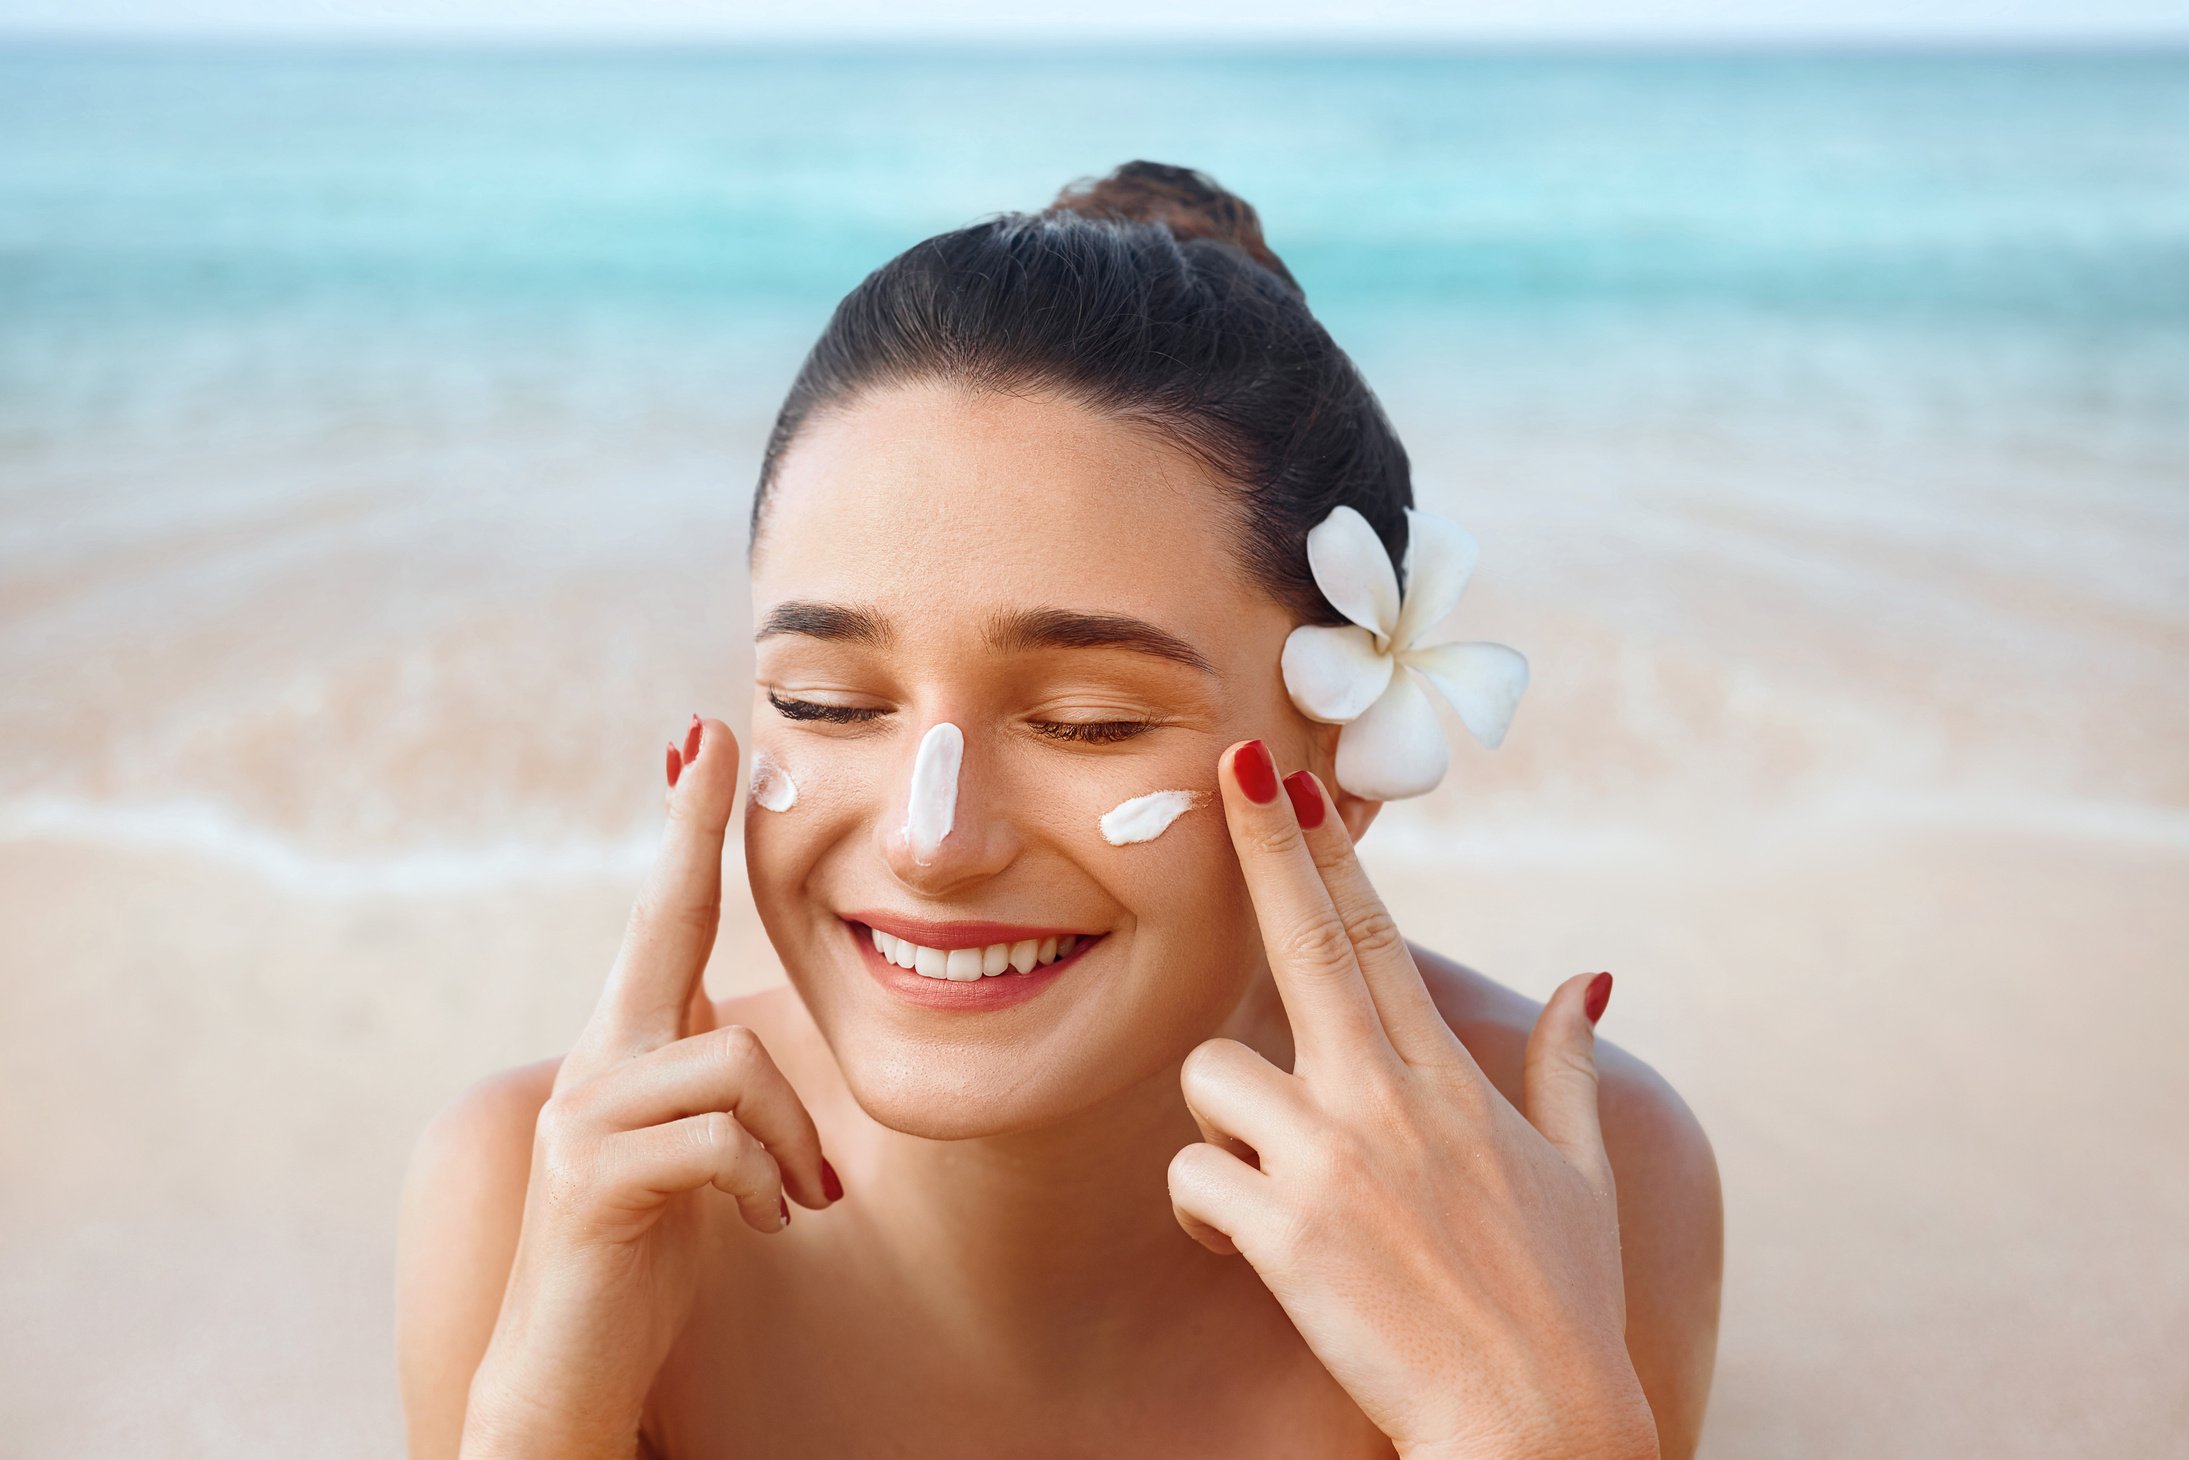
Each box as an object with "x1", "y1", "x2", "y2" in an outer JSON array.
[
  {"x1": 868, "y1": 927, "x2": 1088, "y2": 981},
  {"x1": 841, "y1": 912, "x2": 1106, "y2": 1009}
]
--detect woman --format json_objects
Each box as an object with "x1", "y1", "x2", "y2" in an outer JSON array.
[{"x1": 396, "y1": 161, "x2": 1723, "y2": 1459}]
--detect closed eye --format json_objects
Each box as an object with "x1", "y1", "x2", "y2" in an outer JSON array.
[
  {"x1": 1027, "y1": 718, "x2": 1163, "y2": 745},
  {"x1": 767, "y1": 693, "x2": 1161, "y2": 745},
  {"x1": 767, "y1": 691, "x2": 885, "y2": 726}
]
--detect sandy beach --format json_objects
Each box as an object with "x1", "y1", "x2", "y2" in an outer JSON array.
[
  {"x1": 4, "y1": 412, "x2": 2185, "y2": 1456},
  {"x1": 5, "y1": 43, "x2": 2187, "y2": 1458},
  {"x1": 7, "y1": 802, "x2": 2188, "y2": 1455}
]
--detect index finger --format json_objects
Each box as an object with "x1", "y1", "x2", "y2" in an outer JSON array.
[
  {"x1": 1218, "y1": 738, "x2": 1392, "y2": 1075},
  {"x1": 1277, "y1": 767, "x2": 1471, "y2": 1071},
  {"x1": 594, "y1": 714, "x2": 741, "y2": 1053}
]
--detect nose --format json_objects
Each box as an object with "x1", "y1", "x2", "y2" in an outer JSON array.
[{"x1": 875, "y1": 718, "x2": 1022, "y2": 894}]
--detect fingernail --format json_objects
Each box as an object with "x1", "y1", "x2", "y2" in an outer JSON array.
[
  {"x1": 821, "y1": 1158, "x2": 843, "y2": 1202},
  {"x1": 684, "y1": 714, "x2": 704, "y2": 764},
  {"x1": 666, "y1": 742, "x2": 682, "y2": 789},
  {"x1": 778, "y1": 1195, "x2": 791, "y2": 1229},
  {"x1": 1281, "y1": 770, "x2": 1325, "y2": 828},
  {"x1": 1233, "y1": 739, "x2": 1279, "y2": 804},
  {"x1": 1584, "y1": 971, "x2": 1613, "y2": 1025}
]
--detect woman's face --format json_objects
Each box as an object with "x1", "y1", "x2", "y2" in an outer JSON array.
[{"x1": 746, "y1": 377, "x2": 1359, "y2": 1139}]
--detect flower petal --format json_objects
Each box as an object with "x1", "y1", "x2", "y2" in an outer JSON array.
[
  {"x1": 1281, "y1": 623, "x2": 1396, "y2": 724},
  {"x1": 1402, "y1": 640, "x2": 1529, "y2": 749},
  {"x1": 1390, "y1": 508, "x2": 1480, "y2": 653},
  {"x1": 1306, "y1": 504, "x2": 1401, "y2": 644},
  {"x1": 1333, "y1": 668, "x2": 1450, "y2": 801}
]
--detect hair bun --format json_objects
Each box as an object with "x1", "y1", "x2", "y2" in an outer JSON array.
[{"x1": 1046, "y1": 160, "x2": 1302, "y2": 297}]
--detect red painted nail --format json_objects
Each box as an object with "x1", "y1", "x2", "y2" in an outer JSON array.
[
  {"x1": 665, "y1": 742, "x2": 682, "y2": 788},
  {"x1": 778, "y1": 1194, "x2": 791, "y2": 1228},
  {"x1": 1584, "y1": 971, "x2": 1613, "y2": 1025},
  {"x1": 1282, "y1": 770, "x2": 1325, "y2": 828},
  {"x1": 820, "y1": 1158, "x2": 843, "y2": 1202},
  {"x1": 684, "y1": 714, "x2": 704, "y2": 764},
  {"x1": 1234, "y1": 739, "x2": 1279, "y2": 804}
]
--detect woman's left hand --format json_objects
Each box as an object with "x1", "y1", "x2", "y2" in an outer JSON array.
[{"x1": 1167, "y1": 738, "x2": 1659, "y2": 1460}]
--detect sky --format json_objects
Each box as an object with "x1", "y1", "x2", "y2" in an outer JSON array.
[{"x1": 0, "y1": 0, "x2": 2182, "y2": 43}]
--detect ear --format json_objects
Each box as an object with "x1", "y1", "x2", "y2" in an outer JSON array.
[
  {"x1": 1301, "y1": 722, "x2": 1385, "y2": 844},
  {"x1": 1332, "y1": 785, "x2": 1383, "y2": 843}
]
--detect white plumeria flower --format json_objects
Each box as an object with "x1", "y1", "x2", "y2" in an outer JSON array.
[{"x1": 1279, "y1": 504, "x2": 1529, "y2": 802}]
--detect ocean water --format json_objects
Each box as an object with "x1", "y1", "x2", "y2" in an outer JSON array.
[
  {"x1": 2, "y1": 45, "x2": 2185, "y2": 878},
  {"x1": 6, "y1": 48, "x2": 2187, "y2": 450}
]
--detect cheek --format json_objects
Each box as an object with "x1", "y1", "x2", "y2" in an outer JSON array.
[
  {"x1": 1100, "y1": 813, "x2": 1263, "y2": 1051},
  {"x1": 1039, "y1": 748, "x2": 1237, "y2": 916},
  {"x1": 738, "y1": 739, "x2": 838, "y2": 907},
  {"x1": 1096, "y1": 787, "x2": 1202, "y2": 845},
  {"x1": 748, "y1": 747, "x2": 799, "y2": 812},
  {"x1": 1096, "y1": 798, "x2": 1252, "y2": 955}
]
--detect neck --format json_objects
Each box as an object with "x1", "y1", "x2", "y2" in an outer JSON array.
[{"x1": 844, "y1": 972, "x2": 1296, "y2": 1381}]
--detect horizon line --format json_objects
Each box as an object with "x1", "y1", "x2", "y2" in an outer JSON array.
[{"x1": 1, "y1": 28, "x2": 2183, "y2": 54}]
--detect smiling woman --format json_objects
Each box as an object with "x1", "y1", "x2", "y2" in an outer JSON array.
[{"x1": 394, "y1": 161, "x2": 1723, "y2": 1459}]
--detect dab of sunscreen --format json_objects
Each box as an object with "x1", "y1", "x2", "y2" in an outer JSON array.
[
  {"x1": 1099, "y1": 789, "x2": 1201, "y2": 846},
  {"x1": 749, "y1": 751, "x2": 797, "y2": 812},
  {"x1": 905, "y1": 721, "x2": 964, "y2": 864}
]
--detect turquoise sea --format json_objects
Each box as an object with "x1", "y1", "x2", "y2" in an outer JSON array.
[
  {"x1": 1, "y1": 46, "x2": 2184, "y2": 862},
  {"x1": 5, "y1": 47, "x2": 2186, "y2": 460}
]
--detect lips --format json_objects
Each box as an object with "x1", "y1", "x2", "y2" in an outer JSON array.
[
  {"x1": 844, "y1": 910, "x2": 1101, "y2": 950},
  {"x1": 863, "y1": 923, "x2": 1091, "y2": 980},
  {"x1": 843, "y1": 914, "x2": 1104, "y2": 1011}
]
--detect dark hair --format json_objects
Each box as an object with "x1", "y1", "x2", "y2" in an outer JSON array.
[{"x1": 748, "y1": 160, "x2": 1413, "y2": 627}]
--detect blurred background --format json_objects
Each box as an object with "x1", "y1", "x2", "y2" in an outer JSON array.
[{"x1": 2, "y1": 2, "x2": 2185, "y2": 1455}]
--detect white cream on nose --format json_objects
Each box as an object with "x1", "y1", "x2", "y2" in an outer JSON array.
[
  {"x1": 1098, "y1": 789, "x2": 1201, "y2": 845},
  {"x1": 904, "y1": 721, "x2": 964, "y2": 864},
  {"x1": 749, "y1": 750, "x2": 798, "y2": 812}
]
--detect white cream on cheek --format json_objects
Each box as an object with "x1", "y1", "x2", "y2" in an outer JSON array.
[
  {"x1": 904, "y1": 721, "x2": 964, "y2": 864},
  {"x1": 1099, "y1": 788, "x2": 1202, "y2": 846},
  {"x1": 749, "y1": 751, "x2": 798, "y2": 812}
]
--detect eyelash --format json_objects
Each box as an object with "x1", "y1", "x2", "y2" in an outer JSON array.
[
  {"x1": 766, "y1": 692, "x2": 878, "y2": 726},
  {"x1": 1031, "y1": 718, "x2": 1162, "y2": 745},
  {"x1": 765, "y1": 692, "x2": 1162, "y2": 745}
]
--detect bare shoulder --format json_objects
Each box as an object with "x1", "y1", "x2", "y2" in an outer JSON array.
[
  {"x1": 1410, "y1": 942, "x2": 1725, "y2": 1460},
  {"x1": 1409, "y1": 944, "x2": 1699, "y2": 1140},
  {"x1": 393, "y1": 988, "x2": 802, "y2": 1457},
  {"x1": 394, "y1": 1054, "x2": 561, "y2": 1458}
]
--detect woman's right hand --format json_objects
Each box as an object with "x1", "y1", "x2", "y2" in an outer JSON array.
[{"x1": 460, "y1": 715, "x2": 841, "y2": 1460}]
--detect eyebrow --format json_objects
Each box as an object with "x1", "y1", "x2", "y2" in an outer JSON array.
[
  {"x1": 755, "y1": 600, "x2": 1217, "y2": 676},
  {"x1": 989, "y1": 606, "x2": 1219, "y2": 676},
  {"x1": 754, "y1": 600, "x2": 892, "y2": 648}
]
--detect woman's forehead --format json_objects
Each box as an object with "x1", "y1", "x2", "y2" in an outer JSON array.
[{"x1": 754, "y1": 382, "x2": 1270, "y2": 635}]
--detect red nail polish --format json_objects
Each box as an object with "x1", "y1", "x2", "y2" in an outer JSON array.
[
  {"x1": 1234, "y1": 740, "x2": 1279, "y2": 804},
  {"x1": 666, "y1": 743, "x2": 682, "y2": 789},
  {"x1": 821, "y1": 1158, "x2": 843, "y2": 1202},
  {"x1": 1282, "y1": 770, "x2": 1325, "y2": 828},
  {"x1": 778, "y1": 1195, "x2": 790, "y2": 1228},
  {"x1": 1584, "y1": 971, "x2": 1613, "y2": 1025},
  {"x1": 684, "y1": 714, "x2": 703, "y2": 764}
]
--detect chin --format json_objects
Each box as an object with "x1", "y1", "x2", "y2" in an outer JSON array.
[{"x1": 829, "y1": 1031, "x2": 1128, "y2": 1140}]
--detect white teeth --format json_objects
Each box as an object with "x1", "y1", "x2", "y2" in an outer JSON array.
[{"x1": 870, "y1": 926, "x2": 1096, "y2": 982}]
